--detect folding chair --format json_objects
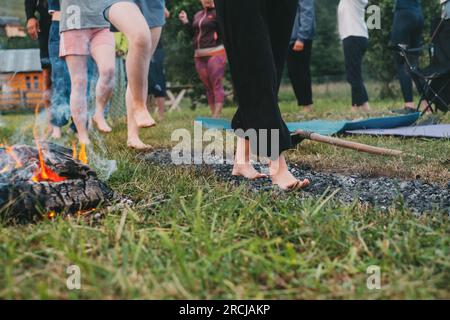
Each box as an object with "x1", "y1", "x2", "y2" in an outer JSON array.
[{"x1": 396, "y1": 3, "x2": 450, "y2": 114}]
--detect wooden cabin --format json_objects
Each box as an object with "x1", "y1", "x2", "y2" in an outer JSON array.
[
  {"x1": 0, "y1": 49, "x2": 46, "y2": 111},
  {"x1": 0, "y1": 16, "x2": 26, "y2": 38}
]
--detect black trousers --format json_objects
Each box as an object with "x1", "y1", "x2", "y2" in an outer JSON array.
[
  {"x1": 343, "y1": 36, "x2": 369, "y2": 106},
  {"x1": 215, "y1": 0, "x2": 300, "y2": 159},
  {"x1": 287, "y1": 40, "x2": 313, "y2": 106},
  {"x1": 391, "y1": 9, "x2": 424, "y2": 103}
]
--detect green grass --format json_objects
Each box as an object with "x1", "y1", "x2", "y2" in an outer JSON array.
[{"x1": 0, "y1": 83, "x2": 449, "y2": 299}]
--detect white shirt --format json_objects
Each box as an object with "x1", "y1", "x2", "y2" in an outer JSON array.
[{"x1": 338, "y1": 0, "x2": 369, "y2": 40}]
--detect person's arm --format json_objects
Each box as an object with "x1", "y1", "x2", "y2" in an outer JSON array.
[
  {"x1": 179, "y1": 10, "x2": 194, "y2": 37},
  {"x1": 297, "y1": 0, "x2": 315, "y2": 42},
  {"x1": 292, "y1": 1, "x2": 304, "y2": 51},
  {"x1": 25, "y1": 0, "x2": 40, "y2": 40},
  {"x1": 25, "y1": 0, "x2": 38, "y2": 20}
]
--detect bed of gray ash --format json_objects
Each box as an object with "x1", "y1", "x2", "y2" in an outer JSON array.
[{"x1": 141, "y1": 149, "x2": 450, "y2": 215}]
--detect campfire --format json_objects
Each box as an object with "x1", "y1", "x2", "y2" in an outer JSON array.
[{"x1": 0, "y1": 143, "x2": 114, "y2": 224}]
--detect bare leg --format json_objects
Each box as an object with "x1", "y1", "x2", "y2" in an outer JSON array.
[
  {"x1": 66, "y1": 55, "x2": 90, "y2": 144},
  {"x1": 269, "y1": 154, "x2": 310, "y2": 191},
  {"x1": 108, "y1": 3, "x2": 157, "y2": 128},
  {"x1": 126, "y1": 87, "x2": 151, "y2": 149},
  {"x1": 213, "y1": 102, "x2": 223, "y2": 118},
  {"x1": 91, "y1": 44, "x2": 116, "y2": 133},
  {"x1": 232, "y1": 137, "x2": 267, "y2": 180},
  {"x1": 155, "y1": 97, "x2": 165, "y2": 120},
  {"x1": 124, "y1": 27, "x2": 162, "y2": 149}
]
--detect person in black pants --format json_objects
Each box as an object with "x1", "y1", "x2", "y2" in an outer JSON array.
[
  {"x1": 287, "y1": 0, "x2": 316, "y2": 112},
  {"x1": 25, "y1": 0, "x2": 52, "y2": 120},
  {"x1": 148, "y1": 39, "x2": 167, "y2": 120},
  {"x1": 25, "y1": 0, "x2": 51, "y2": 70},
  {"x1": 338, "y1": 0, "x2": 371, "y2": 112},
  {"x1": 391, "y1": 0, "x2": 425, "y2": 113},
  {"x1": 215, "y1": 0, "x2": 310, "y2": 191},
  {"x1": 343, "y1": 37, "x2": 370, "y2": 110}
]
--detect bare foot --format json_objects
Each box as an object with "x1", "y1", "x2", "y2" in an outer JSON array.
[
  {"x1": 51, "y1": 126, "x2": 62, "y2": 139},
  {"x1": 132, "y1": 108, "x2": 156, "y2": 128},
  {"x1": 303, "y1": 105, "x2": 313, "y2": 113},
  {"x1": 127, "y1": 138, "x2": 153, "y2": 150},
  {"x1": 361, "y1": 103, "x2": 371, "y2": 112},
  {"x1": 270, "y1": 155, "x2": 310, "y2": 191},
  {"x1": 271, "y1": 168, "x2": 309, "y2": 191},
  {"x1": 92, "y1": 114, "x2": 112, "y2": 133},
  {"x1": 232, "y1": 163, "x2": 267, "y2": 180}
]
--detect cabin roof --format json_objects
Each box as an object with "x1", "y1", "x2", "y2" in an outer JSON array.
[
  {"x1": 0, "y1": 49, "x2": 42, "y2": 73},
  {"x1": 0, "y1": 16, "x2": 21, "y2": 27}
]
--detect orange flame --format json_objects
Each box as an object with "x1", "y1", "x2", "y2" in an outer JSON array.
[
  {"x1": 72, "y1": 142, "x2": 78, "y2": 160},
  {"x1": 78, "y1": 144, "x2": 88, "y2": 164},
  {"x1": 72, "y1": 143, "x2": 88, "y2": 164},
  {"x1": 31, "y1": 104, "x2": 67, "y2": 183}
]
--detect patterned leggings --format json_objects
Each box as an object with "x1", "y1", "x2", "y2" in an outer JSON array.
[{"x1": 195, "y1": 54, "x2": 226, "y2": 106}]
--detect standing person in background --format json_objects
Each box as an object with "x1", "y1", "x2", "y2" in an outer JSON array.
[
  {"x1": 60, "y1": 0, "x2": 116, "y2": 145},
  {"x1": 179, "y1": 0, "x2": 227, "y2": 118},
  {"x1": 148, "y1": 38, "x2": 168, "y2": 120},
  {"x1": 47, "y1": 0, "x2": 71, "y2": 139},
  {"x1": 25, "y1": 0, "x2": 52, "y2": 115},
  {"x1": 104, "y1": 0, "x2": 166, "y2": 150},
  {"x1": 148, "y1": 9, "x2": 170, "y2": 120},
  {"x1": 215, "y1": 0, "x2": 310, "y2": 190},
  {"x1": 338, "y1": 0, "x2": 371, "y2": 112},
  {"x1": 391, "y1": 0, "x2": 425, "y2": 113},
  {"x1": 25, "y1": 0, "x2": 51, "y2": 71},
  {"x1": 287, "y1": 0, "x2": 316, "y2": 113}
]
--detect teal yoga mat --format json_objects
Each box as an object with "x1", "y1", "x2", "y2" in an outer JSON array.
[{"x1": 196, "y1": 112, "x2": 421, "y2": 136}]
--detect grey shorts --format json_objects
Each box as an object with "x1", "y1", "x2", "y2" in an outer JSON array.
[{"x1": 104, "y1": 0, "x2": 166, "y2": 30}]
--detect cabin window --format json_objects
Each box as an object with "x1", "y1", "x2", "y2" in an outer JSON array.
[
  {"x1": 25, "y1": 76, "x2": 31, "y2": 90},
  {"x1": 33, "y1": 76, "x2": 39, "y2": 90}
]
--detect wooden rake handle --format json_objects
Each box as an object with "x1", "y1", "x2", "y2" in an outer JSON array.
[{"x1": 294, "y1": 130, "x2": 404, "y2": 157}]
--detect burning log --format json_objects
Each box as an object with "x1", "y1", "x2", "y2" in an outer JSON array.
[{"x1": 0, "y1": 143, "x2": 114, "y2": 224}]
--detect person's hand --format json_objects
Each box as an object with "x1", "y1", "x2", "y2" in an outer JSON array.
[
  {"x1": 165, "y1": 8, "x2": 170, "y2": 19},
  {"x1": 179, "y1": 10, "x2": 189, "y2": 24},
  {"x1": 27, "y1": 17, "x2": 40, "y2": 40},
  {"x1": 293, "y1": 40, "x2": 304, "y2": 52}
]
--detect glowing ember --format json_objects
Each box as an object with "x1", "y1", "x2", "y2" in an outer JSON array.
[
  {"x1": 77, "y1": 208, "x2": 96, "y2": 216},
  {"x1": 46, "y1": 208, "x2": 96, "y2": 220}
]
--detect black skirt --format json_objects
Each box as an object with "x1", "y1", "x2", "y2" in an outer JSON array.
[{"x1": 215, "y1": 0, "x2": 301, "y2": 160}]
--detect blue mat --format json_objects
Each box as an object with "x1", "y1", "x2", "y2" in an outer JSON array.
[
  {"x1": 196, "y1": 112, "x2": 421, "y2": 136},
  {"x1": 348, "y1": 124, "x2": 450, "y2": 139}
]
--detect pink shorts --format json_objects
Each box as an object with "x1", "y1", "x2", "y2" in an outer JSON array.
[{"x1": 60, "y1": 28, "x2": 115, "y2": 58}]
